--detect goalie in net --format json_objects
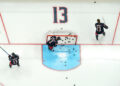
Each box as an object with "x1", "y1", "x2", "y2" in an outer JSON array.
[
  {"x1": 46, "y1": 35, "x2": 77, "y2": 51},
  {"x1": 46, "y1": 36, "x2": 61, "y2": 51},
  {"x1": 46, "y1": 29, "x2": 78, "y2": 51}
]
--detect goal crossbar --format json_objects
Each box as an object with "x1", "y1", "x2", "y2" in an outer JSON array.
[{"x1": 46, "y1": 35, "x2": 78, "y2": 45}]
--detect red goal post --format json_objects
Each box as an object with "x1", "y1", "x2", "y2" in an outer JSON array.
[{"x1": 46, "y1": 35, "x2": 78, "y2": 45}]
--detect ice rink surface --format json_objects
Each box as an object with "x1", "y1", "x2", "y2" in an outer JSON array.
[{"x1": 0, "y1": 2, "x2": 120, "y2": 86}]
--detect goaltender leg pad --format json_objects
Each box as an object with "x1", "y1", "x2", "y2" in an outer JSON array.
[{"x1": 42, "y1": 45, "x2": 80, "y2": 71}]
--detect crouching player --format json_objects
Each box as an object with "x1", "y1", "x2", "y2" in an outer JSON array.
[
  {"x1": 8, "y1": 52, "x2": 20, "y2": 68},
  {"x1": 47, "y1": 36, "x2": 61, "y2": 51},
  {"x1": 95, "y1": 19, "x2": 108, "y2": 40}
]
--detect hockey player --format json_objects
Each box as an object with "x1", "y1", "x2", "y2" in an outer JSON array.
[
  {"x1": 47, "y1": 36, "x2": 60, "y2": 51},
  {"x1": 95, "y1": 19, "x2": 108, "y2": 40},
  {"x1": 8, "y1": 52, "x2": 20, "y2": 68}
]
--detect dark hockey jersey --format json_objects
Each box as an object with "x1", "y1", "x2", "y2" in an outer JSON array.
[
  {"x1": 47, "y1": 36, "x2": 58, "y2": 46},
  {"x1": 9, "y1": 54, "x2": 19, "y2": 65},
  {"x1": 95, "y1": 23, "x2": 108, "y2": 33}
]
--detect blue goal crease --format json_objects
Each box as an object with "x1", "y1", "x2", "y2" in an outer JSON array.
[{"x1": 42, "y1": 45, "x2": 80, "y2": 70}]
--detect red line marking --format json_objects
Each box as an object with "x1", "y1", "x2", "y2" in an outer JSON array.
[
  {"x1": 10, "y1": 43, "x2": 43, "y2": 45},
  {"x1": 112, "y1": 12, "x2": 120, "y2": 44},
  {"x1": 79, "y1": 44, "x2": 113, "y2": 45},
  {"x1": 75, "y1": 35, "x2": 78, "y2": 45},
  {"x1": 0, "y1": 43, "x2": 42, "y2": 45},
  {"x1": 0, "y1": 13, "x2": 10, "y2": 44},
  {"x1": 0, "y1": 12, "x2": 120, "y2": 46}
]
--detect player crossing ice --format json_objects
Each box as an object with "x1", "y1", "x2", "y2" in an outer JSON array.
[
  {"x1": 8, "y1": 52, "x2": 20, "y2": 68},
  {"x1": 0, "y1": 46, "x2": 20, "y2": 68},
  {"x1": 95, "y1": 19, "x2": 108, "y2": 40},
  {"x1": 47, "y1": 36, "x2": 61, "y2": 51}
]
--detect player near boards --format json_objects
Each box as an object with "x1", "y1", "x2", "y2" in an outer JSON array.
[
  {"x1": 8, "y1": 52, "x2": 20, "y2": 68},
  {"x1": 95, "y1": 19, "x2": 108, "y2": 40},
  {"x1": 47, "y1": 36, "x2": 61, "y2": 51}
]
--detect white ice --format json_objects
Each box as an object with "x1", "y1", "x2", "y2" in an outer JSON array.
[{"x1": 0, "y1": 2, "x2": 120, "y2": 86}]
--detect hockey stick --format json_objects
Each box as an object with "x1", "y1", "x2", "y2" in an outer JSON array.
[
  {"x1": 102, "y1": 17, "x2": 109, "y2": 29},
  {"x1": 102, "y1": 17, "x2": 106, "y2": 24},
  {"x1": 0, "y1": 46, "x2": 10, "y2": 55}
]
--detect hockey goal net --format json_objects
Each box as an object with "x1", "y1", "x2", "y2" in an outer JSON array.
[{"x1": 46, "y1": 29, "x2": 78, "y2": 45}]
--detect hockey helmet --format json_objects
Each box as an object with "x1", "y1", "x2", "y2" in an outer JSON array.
[{"x1": 12, "y1": 52, "x2": 15, "y2": 56}]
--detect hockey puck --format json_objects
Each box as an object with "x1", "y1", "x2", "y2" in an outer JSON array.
[
  {"x1": 65, "y1": 77, "x2": 68, "y2": 79},
  {"x1": 73, "y1": 84, "x2": 76, "y2": 86}
]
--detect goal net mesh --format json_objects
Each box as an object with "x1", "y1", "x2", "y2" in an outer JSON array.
[{"x1": 46, "y1": 29, "x2": 78, "y2": 45}]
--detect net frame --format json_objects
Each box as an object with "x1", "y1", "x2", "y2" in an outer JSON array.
[{"x1": 46, "y1": 35, "x2": 78, "y2": 45}]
